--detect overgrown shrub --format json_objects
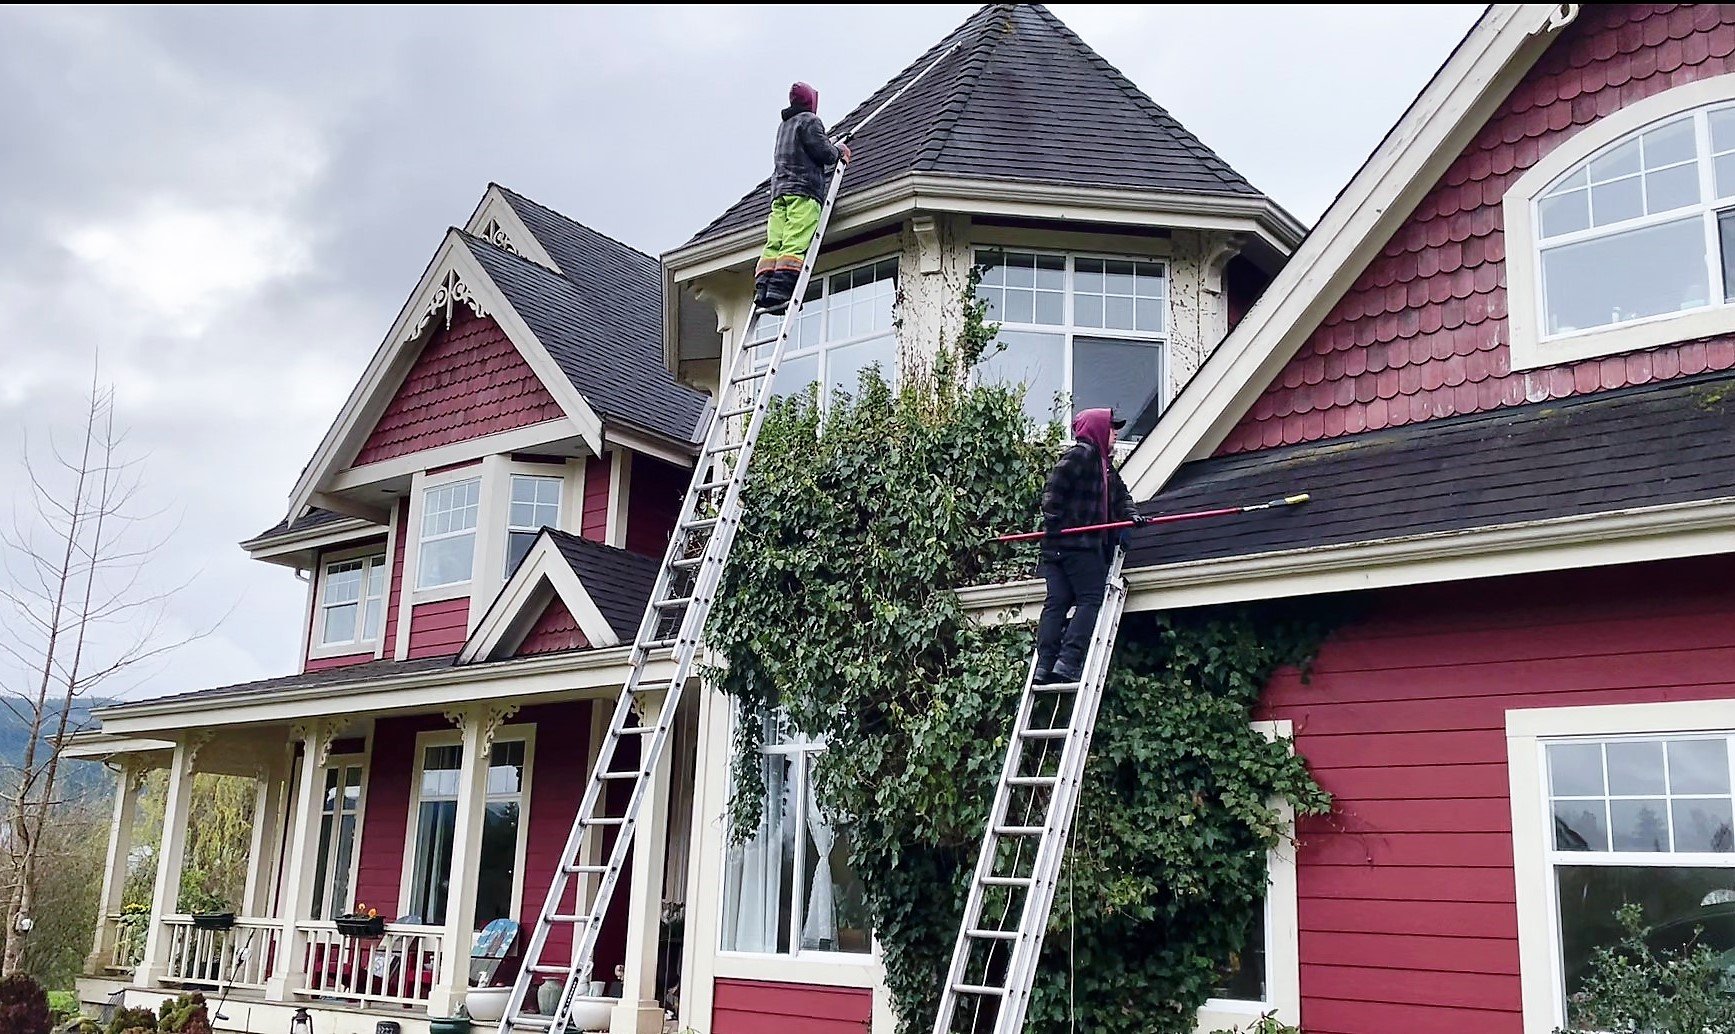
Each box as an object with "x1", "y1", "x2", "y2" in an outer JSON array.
[
  {"x1": 155, "y1": 992, "x2": 210, "y2": 1034},
  {"x1": 105, "y1": 1006, "x2": 156, "y2": 1034},
  {"x1": 0, "y1": 973, "x2": 52, "y2": 1034},
  {"x1": 1558, "y1": 903, "x2": 1735, "y2": 1033}
]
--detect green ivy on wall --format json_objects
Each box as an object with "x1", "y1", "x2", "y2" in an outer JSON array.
[{"x1": 706, "y1": 314, "x2": 1336, "y2": 1032}]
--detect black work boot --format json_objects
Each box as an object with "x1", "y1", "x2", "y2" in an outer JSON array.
[
  {"x1": 753, "y1": 272, "x2": 773, "y2": 310},
  {"x1": 762, "y1": 269, "x2": 798, "y2": 314}
]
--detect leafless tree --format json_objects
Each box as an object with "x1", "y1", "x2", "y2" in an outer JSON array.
[{"x1": 0, "y1": 371, "x2": 212, "y2": 976}]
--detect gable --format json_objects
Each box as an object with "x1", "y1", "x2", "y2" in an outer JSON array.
[
  {"x1": 514, "y1": 596, "x2": 589, "y2": 657},
  {"x1": 1219, "y1": 5, "x2": 1735, "y2": 457},
  {"x1": 355, "y1": 306, "x2": 566, "y2": 466}
]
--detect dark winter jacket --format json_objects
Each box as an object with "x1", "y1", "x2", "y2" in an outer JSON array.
[
  {"x1": 1040, "y1": 439, "x2": 1134, "y2": 554},
  {"x1": 772, "y1": 107, "x2": 841, "y2": 202}
]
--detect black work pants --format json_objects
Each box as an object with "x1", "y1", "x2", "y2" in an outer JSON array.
[{"x1": 1035, "y1": 547, "x2": 1108, "y2": 672}]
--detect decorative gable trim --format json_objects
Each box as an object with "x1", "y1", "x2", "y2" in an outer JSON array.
[
  {"x1": 462, "y1": 185, "x2": 562, "y2": 274},
  {"x1": 459, "y1": 531, "x2": 620, "y2": 664},
  {"x1": 1120, "y1": 4, "x2": 1568, "y2": 498},
  {"x1": 286, "y1": 229, "x2": 604, "y2": 520}
]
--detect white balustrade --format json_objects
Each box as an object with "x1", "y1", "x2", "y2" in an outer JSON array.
[
  {"x1": 293, "y1": 921, "x2": 445, "y2": 1007},
  {"x1": 102, "y1": 912, "x2": 148, "y2": 972},
  {"x1": 159, "y1": 916, "x2": 281, "y2": 990}
]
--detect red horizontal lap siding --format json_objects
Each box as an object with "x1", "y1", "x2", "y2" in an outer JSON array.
[
  {"x1": 354, "y1": 308, "x2": 565, "y2": 465},
  {"x1": 1221, "y1": 5, "x2": 1735, "y2": 456},
  {"x1": 515, "y1": 597, "x2": 589, "y2": 656},
  {"x1": 354, "y1": 713, "x2": 448, "y2": 917},
  {"x1": 1256, "y1": 554, "x2": 1735, "y2": 1033},
  {"x1": 514, "y1": 702, "x2": 609, "y2": 974},
  {"x1": 407, "y1": 598, "x2": 469, "y2": 659},
  {"x1": 582, "y1": 456, "x2": 610, "y2": 542},
  {"x1": 712, "y1": 979, "x2": 872, "y2": 1034},
  {"x1": 624, "y1": 453, "x2": 687, "y2": 558},
  {"x1": 304, "y1": 652, "x2": 375, "y2": 672},
  {"x1": 384, "y1": 499, "x2": 409, "y2": 659}
]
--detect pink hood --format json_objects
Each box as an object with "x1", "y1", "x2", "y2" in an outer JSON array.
[{"x1": 1072, "y1": 408, "x2": 1114, "y2": 522}]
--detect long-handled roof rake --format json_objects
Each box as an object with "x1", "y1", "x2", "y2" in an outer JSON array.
[{"x1": 995, "y1": 492, "x2": 1312, "y2": 543}]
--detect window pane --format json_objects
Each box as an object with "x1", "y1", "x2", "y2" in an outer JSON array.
[
  {"x1": 1211, "y1": 897, "x2": 1267, "y2": 1003},
  {"x1": 1672, "y1": 799, "x2": 1735, "y2": 852},
  {"x1": 975, "y1": 251, "x2": 1006, "y2": 286},
  {"x1": 828, "y1": 334, "x2": 896, "y2": 399},
  {"x1": 1135, "y1": 297, "x2": 1165, "y2": 334},
  {"x1": 1713, "y1": 107, "x2": 1735, "y2": 153},
  {"x1": 1034, "y1": 290, "x2": 1064, "y2": 326},
  {"x1": 1589, "y1": 176, "x2": 1643, "y2": 225},
  {"x1": 330, "y1": 813, "x2": 357, "y2": 924},
  {"x1": 977, "y1": 330, "x2": 1065, "y2": 427},
  {"x1": 365, "y1": 559, "x2": 387, "y2": 597},
  {"x1": 488, "y1": 740, "x2": 526, "y2": 796},
  {"x1": 1006, "y1": 255, "x2": 1035, "y2": 289},
  {"x1": 1074, "y1": 258, "x2": 1104, "y2": 295},
  {"x1": 324, "y1": 563, "x2": 362, "y2": 605},
  {"x1": 1539, "y1": 191, "x2": 1590, "y2": 238},
  {"x1": 797, "y1": 759, "x2": 871, "y2": 953},
  {"x1": 1646, "y1": 163, "x2": 1699, "y2": 213},
  {"x1": 1075, "y1": 294, "x2": 1104, "y2": 328},
  {"x1": 1671, "y1": 738, "x2": 1733, "y2": 795},
  {"x1": 772, "y1": 352, "x2": 819, "y2": 400},
  {"x1": 1002, "y1": 287, "x2": 1035, "y2": 324},
  {"x1": 312, "y1": 813, "x2": 334, "y2": 920},
  {"x1": 1606, "y1": 740, "x2": 1666, "y2": 795},
  {"x1": 1550, "y1": 742, "x2": 1606, "y2": 796},
  {"x1": 1717, "y1": 154, "x2": 1735, "y2": 200},
  {"x1": 1103, "y1": 260, "x2": 1136, "y2": 297},
  {"x1": 1609, "y1": 798, "x2": 1670, "y2": 852},
  {"x1": 1541, "y1": 217, "x2": 1709, "y2": 335},
  {"x1": 1555, "y1": 800, "x2": 1609, "y2": 852},
  {"x1": 1644, "y1": 118, "x2": 1696, "y2": 167},
  {"x1": 322, "y1": 604, "x2": 358, "y2": 646},
  {"x1": 1588, "y1": 137, "x2": 1641, "y2": 182},
  {"x1": 362, "y1": 598, "x2": 382, "y2": 641},
  {"x1": 505, "y1": 530, "x2": 536, "y2": 577},
  {"x1": 1555, "y1": 865, "x2": 1735, "y2": 1015},
  {"x1": 1548, "y1": 166, "x2": 1589, "y2": 195},
  {"x1": 421, "y1": 745, "x2": 462, "y2": 797},
  {"x1": 418, "y1": 532, "x2": 476, "y2": 588},
  {"x1": 1074, "y1": 338, "x2": 1164, "y2": 441},
  {"x1": 411, "y1": 799, "x2": 458, "y2": 925},
  {"x1": 475, "y1": 800, "x2": 520, "y2": 927},
  {"x1": 1722, "y1": 211, "x2": 1735, "y2": 301},
  {"x1": 1104, "y1": 295, "x2": 1135, "y2": 330},
  {"x1": 1134, "y1": 262, "x2": 1165, "y2": 299},
  {"x1": 720, "y1": 753, "x2": 796, "y2": 954}
]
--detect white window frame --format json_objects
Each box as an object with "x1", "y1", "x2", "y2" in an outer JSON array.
[
  {"x1": 750, "y1": 255, "x2": 900, "y2": 408},
  {"x1": 1507, "y1": 73, "x2": 1735, "y2": 371},
  {"x1": 398, "y1": 724, "x2": 536, "y2": 929},
  {"x1": 504, "y1": 471, "x2": 564, "y2": 578},
  {"x1": 1508, "y1": 698, "x2": 1735, "y2": 1033},
  {"x1": 415, "y1": 474, "x2": 483, "y2": 593},
  {"x1": 309, "y1": 546, "x2": 389, "y2": 659},
  {"x1": 311, "y1": 750, "x2": 369, "y2": 921},
  {"x1": 971, "y1": 247, "x2": 1170, "y2": 440}
]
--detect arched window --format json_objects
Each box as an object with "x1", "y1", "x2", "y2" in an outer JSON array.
[{"x1": 1506, "y1": 76, "x2": 1735, "y2": 370}]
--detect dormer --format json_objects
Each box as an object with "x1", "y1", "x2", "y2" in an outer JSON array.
[{"x1": 661, "y1": 4, "x2": 1301, "y2": 445}]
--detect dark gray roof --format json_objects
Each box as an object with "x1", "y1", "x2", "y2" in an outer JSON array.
[
  {"x1": 546, "y1": 529, "x2": 661, "y2": 641},
  {"x1": 463, "y1": 231, "x2": 708, "y2": 444},
  {"x1": 244, "y1": 507, "x2": 369, "y2": 546},
  {"x1": 1124, "y1": 372, "x2": 1735, "y2": 571},
  {"x1": 103, "y1": 656, "x2": 458, "y2": 712},
  {"x1": 686, "y1": 4, "x2": 1262, "y2": 247}
]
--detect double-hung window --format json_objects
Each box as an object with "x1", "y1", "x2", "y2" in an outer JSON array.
[
  {"x1": 407, "y1": 736, "x2": 529, "y2": 928},
  {"x1": 974, "y1": 250, "x2": 1168, "y2": 440},
  {"x1": 418, "y1": 478, "x2": 481, "y2": 589},
  {"x1": 1542, "y1": 733, "x2": 1735, "y2": 1021},
  {"x1": 505, "y1": 474, "x2": 562, "y2": 576},
  {"x1": 311, "y1": 759, "x2": 365, "y2": 920},
  {"x1": 318, "y1": 555, "x2": 386, "y2": 648},
  {"x1": 750, "y1": 257, "x2": 898, "y2": 405},
  {"x1": 720, "y1": 713, "x2": 872, "y2": 956}
]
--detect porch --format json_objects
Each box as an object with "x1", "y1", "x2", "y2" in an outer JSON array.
[{"x1": 75, "y1": 685, "x2": 698, "y2": 1033}]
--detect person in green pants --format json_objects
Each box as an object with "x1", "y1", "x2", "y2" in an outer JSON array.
[{"x1": 756, "y1": 81, "x2": 852, "y2": 313}]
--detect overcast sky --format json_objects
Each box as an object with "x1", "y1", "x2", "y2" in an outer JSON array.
[{"x1": 0, "y1": 4, "x2": 1483, "y2": 703}]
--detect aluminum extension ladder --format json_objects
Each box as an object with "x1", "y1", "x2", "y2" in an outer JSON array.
[{"x1": 933, "y1": 548, "x2": 1130, "y2": 1034}]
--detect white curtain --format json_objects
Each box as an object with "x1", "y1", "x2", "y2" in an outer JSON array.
[
  {"x1": 801, "y1": 766, "x2": 837, "y2": 950},
  {"x1": 723, "y1": 754, "x2": 787, "y2": 952}
]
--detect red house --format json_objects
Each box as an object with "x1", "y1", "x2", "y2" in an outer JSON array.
[{"x1": 71, "y1": 5, "x2": 1735, "y2": 1034}]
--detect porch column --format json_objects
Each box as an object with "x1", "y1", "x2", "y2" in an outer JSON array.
[
  {"x1": 241, "y1": 755, "x2": 287, "y2": 918},
  {"x1": 611, "y1": 694, "x2": 674, "y2": 1034},
  {"x1": 266, "y1": 722, "x2": 334, "y2": 1001},
  {"x1": 85, "y1": 757, "x2": 145, "y2": 975},
  {"x1": 135, "y1": 734, "x2": 206, "y2": 985},
  {"x1": 428, "y1": 705, "x2": 514, "y2": 1017}
]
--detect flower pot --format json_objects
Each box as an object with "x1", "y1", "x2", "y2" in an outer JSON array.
[
  {"x1": 535, "y1": 979, "x2": 564, "y2": 1015},
  {"x1": 464, "y1": 987, "x2": 510, "y2": 1023},
  {"x1": 566, "y1": 997, "x2": 615, "y2": 1032},
  {"x1": 334, "y1": 915, "x2": 386, "y2": 938},
  {"x1": 192, "y1": 912, "x2": 235, "y2": 931}
]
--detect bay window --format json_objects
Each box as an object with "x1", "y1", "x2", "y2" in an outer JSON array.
[
  {"x1": 317, "y1": 554, "x2": 386, "y2": 648},
  {"x1": 720, "y1": 714, "x2": 872, "y2": 957},
  {"x1": 418, "y1": 477, "x2": 481, "y2": 589},
  {"x1": 505, "y1": 474, "x2": 562, "y2": 576},
  {"x1": 973, "y1": 250, "x2": 1168, "y2": 440},
  {"x1": 750, "y1": 257, "x2": 899, "y2": 404},
  {"x1": 407, "y1": 735, "x2": 530, "y2": 927}
]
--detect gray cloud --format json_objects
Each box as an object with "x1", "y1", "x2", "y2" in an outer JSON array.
[{"x1": 0, "y1": 4, "x2": 1481, "y2": 701}]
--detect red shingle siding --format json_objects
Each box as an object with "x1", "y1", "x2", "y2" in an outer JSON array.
[
  {"x1": 354, "y1": 308, "x2": 565, "y2": 466},
  {"x1": 1222, "y1": 4, "x2": 1735, "y2": 456},
  {"x1": 712, "y1": 979, "x2": 873, "y2": 1034},
  {"x1": 515, "y1": 597, "x2": 589, "y2": 656},
  {"x1": 582, "y1": 456, "x2": 611, "y2": 542},
  {"x1": 406, "y1": 598, "x2": 469, "y2": 659},
  {"x1": 383, "y1": 499, "x2": 409, "y2": 658},
  {"x1": 1260, "y1": 555, "x2": 1735, "y2": 1033},
  {"x1": 625, "y1": 454, "x2": 686, "y2": 558}
]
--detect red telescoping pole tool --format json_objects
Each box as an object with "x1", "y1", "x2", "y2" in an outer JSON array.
[{"x1": 995, "y1": 492, "x2": 1311, "y2": 543}]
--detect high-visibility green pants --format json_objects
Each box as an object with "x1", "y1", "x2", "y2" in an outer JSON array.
[{"x1": 757, "y1": 195, "x2": 822, "y2": 276}]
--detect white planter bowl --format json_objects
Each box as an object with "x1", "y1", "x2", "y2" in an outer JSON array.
[
  {"x1": 567, "y1": 996, "x2": 616, "y2": 1031},
  {"x1": 465, "y1": 986, "x2": 511, "y2": 1023}
]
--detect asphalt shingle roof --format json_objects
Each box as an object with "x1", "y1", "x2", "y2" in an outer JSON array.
[
  {"x1": 546, "y1": 529, "x2": 661, "y2": 641},
  {"x1": 244, "y1": 507, "x2": 364, "y2": 546},
  {"x1": 105, "y1": 655, "x2": 459, "y2": 712},
  {"x1": 1124, "y1": 372, "x2": 1735, "y2": 570},
  {"x1": 463, "y1": 231, "x2": 708, "y2": 445},
  {"x1": 687, "y1": 3, "x2": 1262, "y2": 247}
]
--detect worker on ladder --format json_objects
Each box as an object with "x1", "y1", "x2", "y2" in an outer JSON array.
[
  {"x1": 756, "y1": 81, "x2": 853, "y2": 313},
  {"x1": 1034, "y1": 407, "x2": 1135, "y2": 685}
]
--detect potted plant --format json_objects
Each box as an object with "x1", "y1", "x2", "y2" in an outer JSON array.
[
  {"x1": 191, "y1": 911, "x2": 234, "y2": 932},
  {"x1": 335, "y1": 902, "x2": 385, "y2": 939}
]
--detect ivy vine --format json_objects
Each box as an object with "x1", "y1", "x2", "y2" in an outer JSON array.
[{"x1": 706, "y1": 299, "x2": 1337, "y2": 1033}]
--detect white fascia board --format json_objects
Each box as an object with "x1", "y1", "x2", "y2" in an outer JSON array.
[
  {"x1": 956, "y1": 497, "x2": 1735, "y2": 620},
  {"x1": 603, "y1": 423, "x2": 702, "y2": 468},
  {"x1": 1120, "y1": 5, "x2": 1559, "y2": 499},
  {"x1": 94, "y1": 645, "x2": 676, "y2": 735},
  {"x1": 240, "y1": 518, "x2": 379, "y2": 563},
  {"x1": 59, "y1": 731, "x2": 176, "y2": 760},
  {"x1": 459, "y1": 533, "x2": 621, "y2": 664},
  {"x1": 286, "y1": 230, "x2": 605, "y2": 519},
  {"x1": 663, "y1": 174, "x2": 1303, "y2": 284},
  {"x1": 462, "y1": 185, "x2": 563, "y2": 274}
]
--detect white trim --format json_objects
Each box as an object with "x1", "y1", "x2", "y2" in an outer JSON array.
[
  {"x1": 957, "y1": 497, "x2": 1735, "y2": 621},
  {"x1": 286, "y1": 230, "x2": 604, "y2": 520},
  {"x1": 310, "y1": 749, "x2": 370, "y2": 921},
  {"x1": 603, "y1": 425, "x2": 701, "y2": 467},
  {"x1": 307, "y1": 546, "x2": 390, "y2": 660},
  {"x1": 411, "y1": 469, "x2": 484, "y2": 597},
  {"x1": 605, "y1": 449, "x2": 630, "y2": 550},
  {"x1": 376, "y1": 498, "x2": 402, "y2": 660},
  {"x1": 1120, "y1": 6, "x2": 1562, "y2": 497},
  {"x1": 325, "y1": 419, "x2": 584, "y2": 495},
  {"x1": 1506, "y1": 74, "x2": 1735, "y2": 370},
  {"x1": 1506, "y1": 699, "x2": 1735, "y2": 1033},
  {"x1": 242, "y1": 517, "x2": 378, "y2": 563},
  {"x1": 458, "y1": 532, "x2": 622, "y2": 664},
  {"x1": 462, "y1": 186, "x2": 563, "y2": 274}
]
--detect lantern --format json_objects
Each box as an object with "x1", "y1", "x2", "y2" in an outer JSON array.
[{"x1": 289, "y1": 1007, "x2": 314, "y2": 1034}]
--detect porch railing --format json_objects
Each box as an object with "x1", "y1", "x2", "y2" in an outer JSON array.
[
  {"x1": 294, "y1": 921, "x2": 445, "y2": 1007},
  {"x1": 101, "y1": 911, "x2": 148, "y2": 972},
  {"x1": 160, "y1": 915, "x2": 281, "y2": 990}
]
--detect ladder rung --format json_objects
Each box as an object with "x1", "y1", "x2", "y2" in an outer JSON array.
[
  {"x1": 952, "y1": 983, "x2": 1007, "y2": 997},
  {"x1": 1019, "y1": 728, "x2": 1070, "y2": 740},
  {"x1": 684, "y1": 517, "x2": 720, "y2": 533},
  {"x1": 967, "y1": 928, "x2": 1019, "y2": 941},
  {"x1": 597, "y1": 770, "x2": 642, "y2": 781},
  {"x1": 528, "y1": 964, "x2": 571, "y2": 975},
  {"x1": 618, "y1": 725, "x2": 656, "y2": 736},
  {"x1": 692, "y1": 479, "x2": 731, "y2": 494},
  {"x1": 1032, "y1": 681, "x2": 1081, "y2": 692},
  {"x1": 1006, "y1": 775, "x2": 1058, "y2": 787},
  {"x1": 580, "y1": 817, "x2": 625, "y2": 827},
  {"x1": 509, "y1": 1016, "x2": 554, "y2": 1030},
  {"x1": 706, "y1": 442, "x2": 743, "y2": 457},
  {"x1": 993, "y1": 825, "x2": 1045, "y2": 837},
  {"x1": 730, "y1": 368, "x2": 768, "y2": 385},
  {"x1": 655, "y1": 595, "x2": 693, "y2": 610},
  {"x1": 562, "y1": 864, "x2": 610, "y2": 875},
  {"x1": 981, "y1": 875, "x2": 1034, "y2": 887},
  {"x1": 642, "y1": 637, "x2": 679, "y2": 649},
  {"x1": 548, "y1": 914, "x2": 593, "y2": 924},
  {"x1": 671, "y1": 555, "x2": 707, "y2": 569},
  {"x1": 719, "y1": 405, "x2": 756, "y2": 419}
]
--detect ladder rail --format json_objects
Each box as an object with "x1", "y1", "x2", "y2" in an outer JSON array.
[{"x1": 499, "y1": 159, "x2": 850, "y2": 1034}]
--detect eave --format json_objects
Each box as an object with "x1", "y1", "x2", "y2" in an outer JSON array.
[{"x1": 240, "y1": 517, "x2": 382, "y2": 568}]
